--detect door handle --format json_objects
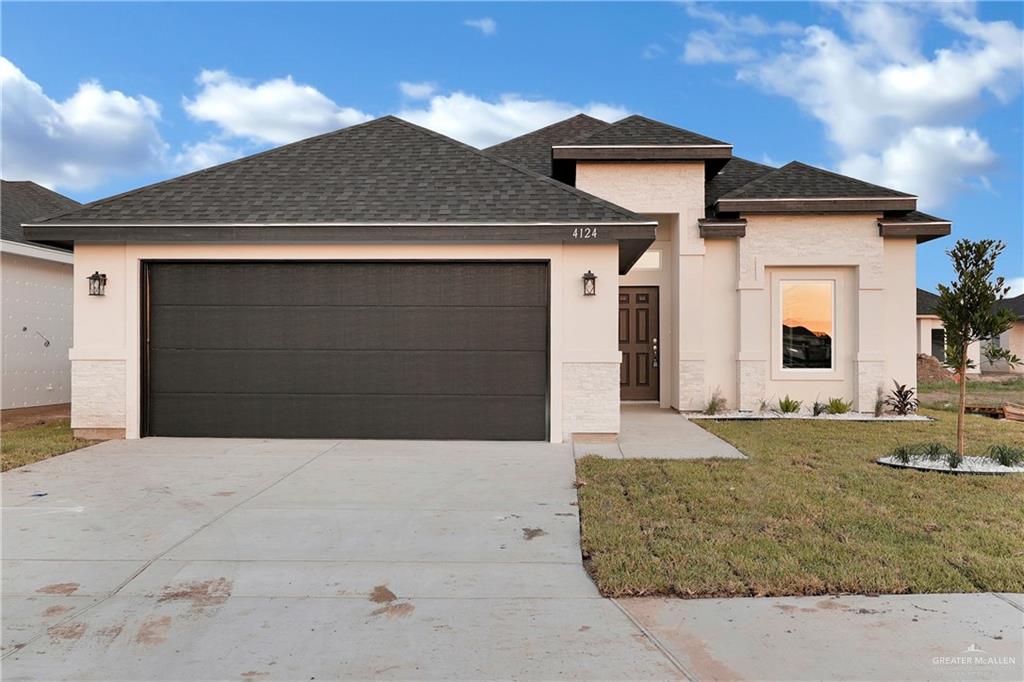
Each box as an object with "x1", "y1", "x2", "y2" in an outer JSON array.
[{"x1": 652, "y1": 337, "x2": 659, "y2": 368}]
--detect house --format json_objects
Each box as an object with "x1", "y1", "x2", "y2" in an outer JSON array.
[
  {"x1": 23, "y1": 114, "x2": 950, "y2": 441},
  {"x1": 915, "y1": 288, "x2": 981, "y2": 374},
  {"x1": 1, "y1": 180, "x2": 80, "y2": 409},
  {"x1": 985, "y1": 294, "x2": 1024, "y2": 374}
]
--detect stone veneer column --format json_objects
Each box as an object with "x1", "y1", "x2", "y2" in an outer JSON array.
[{"x1": 736, "y1": 286, "x2": 768, "y2": 411}]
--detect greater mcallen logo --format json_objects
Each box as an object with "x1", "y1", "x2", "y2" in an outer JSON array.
[{"x1": 932, "y1": 643, "x2": 1018, "y2": 667}]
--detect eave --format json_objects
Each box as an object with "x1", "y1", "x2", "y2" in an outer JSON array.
[
  {"x1": 552, "y1": 145, "x2": 732, "y2": 162},
  {"x1": 716, "y1": 196, "x2": 918, "y2": 213}
]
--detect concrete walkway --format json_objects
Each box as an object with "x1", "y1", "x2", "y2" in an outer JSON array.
[
  {"x1": 573, "y1": 404, "x2": 746, "y2": 460},
  {"x1": 2, "y1": 438, "x2": 679, "y2": 680},
  {"x1": 620, "y1": 593, "x2": 1024, "y2": 681}
]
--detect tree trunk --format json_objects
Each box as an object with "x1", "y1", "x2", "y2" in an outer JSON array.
[{"x1": 957, "y1": 346, "x2": 968, "y2": 459}]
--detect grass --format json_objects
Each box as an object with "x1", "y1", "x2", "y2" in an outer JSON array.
[
  {"x1": 917, "y1": 376, "x2": 1024, "y2": 410},
  {"x1": 576, "y1": 408, "x2": 1024, "y2": 598},
  {"x1": 1, "y1": 419, "x2": 97, "y2": 472}
]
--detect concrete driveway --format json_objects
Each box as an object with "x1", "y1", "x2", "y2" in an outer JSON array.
[{"x1": 1, "y1": 438, "x2": 680, "y2": 680}]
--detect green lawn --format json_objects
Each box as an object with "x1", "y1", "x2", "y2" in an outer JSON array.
[
  {"x1": 1, "y1": 419, "x2": 97, "y2": 472},
  {"x1": 577, "y1": 409, "x2": 1024, "y2": 598},
  {"x1": 918, "y1": 376, "x2": 1024, "y2": 410}
]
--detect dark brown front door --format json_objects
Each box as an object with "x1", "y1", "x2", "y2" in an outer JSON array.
[{"x1": 619, "y1": 287, "x2": 659, "y2": 401}]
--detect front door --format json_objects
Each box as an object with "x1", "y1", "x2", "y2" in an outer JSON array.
[{"x1": 619, "y1": 287, "x2": 659, "y2": 401}]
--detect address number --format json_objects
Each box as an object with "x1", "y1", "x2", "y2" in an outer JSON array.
[{"x1": 571, "y1": 227, "x2": 599, "y2": 239}]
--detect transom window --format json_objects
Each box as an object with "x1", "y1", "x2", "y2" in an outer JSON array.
[{"x1": 781, "y1": 280, "x2": 834, "y2": 370}]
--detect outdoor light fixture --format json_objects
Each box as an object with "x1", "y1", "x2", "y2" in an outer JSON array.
[
  {"x1": 582, "y1": 270, "x2": 597, "y2": 296},
  {"x1": 87, "y1": 271, "x2": 107, "y2": 296}
]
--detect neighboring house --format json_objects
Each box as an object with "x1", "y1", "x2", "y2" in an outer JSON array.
[
  {"x1": 23, "y1": 114, "x2": 950, "y2": 441},
  {"x1": 915, "y1": 288, "x2": 981, "y2": 374},
  {"x1": 1, "y1": 181, "x2": 80, "y2": 410},
  {"x1": 985, "y1": 294, "x2": 1024, "y2": 374}
]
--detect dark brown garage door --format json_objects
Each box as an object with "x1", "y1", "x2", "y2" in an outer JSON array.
[{"x1": 143, "y1": 262, "x2": 549, "y2": 440}]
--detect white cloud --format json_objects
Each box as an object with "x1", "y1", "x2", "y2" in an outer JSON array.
[
  {"x1": 399, "y1": 81, "x2": 437, "y2": 100},
  {"x1": 1005, "y1": 276, "x2": 1024, "y2": 297},
  {"x1": 173, "y1": 139, "x2": 244, "y2": 172},
  {"x1": 839, "y1": 127, "x2": 996, "y2": 209},
  {"x1": 642, "y1": 43, "x2": 666, "y2": 60},
  {"x1": 0, "y1": 57, "x2": 166, "y2": 191},
  {"x1": 183, "y1": 69, "x2": 372, "y2": 145},
  {"x1": 732, "y1": 4, "x2": 1023, "y2": 207},
  {"x1": 681, "y1": 3, "x2": 800, "y2": 64},
  {"x1": 464, "y1": 18, "x2": 497, "y2": 36},
  {"x1": 398, "y1": 92, "x2": 628, "y2": 148}
]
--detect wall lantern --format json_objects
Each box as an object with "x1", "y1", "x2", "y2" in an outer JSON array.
[
  {"x1": 87, "y1": 271, "x2": 107, "y2": 296},
  {"x1": 582, "y1": 270, "x2": 597, "y2": 296}
]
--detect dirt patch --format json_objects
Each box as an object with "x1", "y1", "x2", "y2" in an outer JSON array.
[
  {"x1": 37, "y1": 582, "x2": 79, "y2": 596},
  {"x1": 212, "y1": 491, "x2": 236, "y2": 497},
  {"x1": 157, "y1": 578, "x2": 232, "y2": 611},
  {"x1": 369, "y1": 585, "x2": 397, "y2": 603},
  {"x1": 240, "y1": 672, "x2": 269, "y2": 679},
  {"x1": 94, "y1": 624, "x2": 124, "y2": 643},
  {"x1": 522, "y1": 527, "x2": 547, "y2": 540},
  {"x1": 1, "y1": 403, "x2": 70, "y2": 431},
  {"x1": 370, "y1": 602, "x2": 415, "y2": 619},
  {"x1": 135, "y1": 616, "x2": 172, "y2": 645},
  {"x1": 47, "y1": 622, "x2": 86, "y2": 641},
  {"x1": 918, "y1": 354, "x2": 953, "y2": 383},
  {"x1": 42, "y1": 605, "x2": 74, "y2": 618}
]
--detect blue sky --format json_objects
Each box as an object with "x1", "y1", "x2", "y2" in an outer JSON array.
[{"x1": 2, "y1": 2, "x2": 1022, "y2": 293}]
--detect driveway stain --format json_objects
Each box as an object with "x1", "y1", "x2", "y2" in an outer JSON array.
[
  {"x1": 43, "y1": 605, "x2": 74, "y2": 618},
  {"x1": 369, "y1": 585, "x2": 397, "y2": 603},
  {"x1": 135, "y1": 616, "x2": 172, "y2": 645},
  {"x1": 522, "y1": 527, "x2": 547, "y2": 540},
  {"x1": 371, "y1": 602, "x2": 415, "y2": 618},
  {"x1": 47, "y1": 622, "x2": 87, "y2": 641},
  {"x1": 157, "y1": 578, "x2": 232, "y2": 612},
  {"x1": 37, "y1": 582, "x2": 79, "y2": 595}
]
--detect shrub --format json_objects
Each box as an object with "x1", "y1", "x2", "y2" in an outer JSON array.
[
  {"x1": 947, "y1": 449, "x2": 963, "y2": 469},
  {"x1": 811, "y1": 400, "x2": 827, "y2": 417},
  {"x1": 874, "y1": 386, "x2": 885, "y2": 418},
  {"x1": 888, "y1": 443, "x2": 920, "y2": 464},
  {"x1": 884, "y1": 380, "x2": 919, "y2": 416},
  {"x1": 919, "y1": 442, "x2": 953, "y2": 461},
  {"x1": 704, "y1": 389, "x2": 727, "y2": 416},
  {"x1": 825, "y1": 397, "x2": 853, "y2": 415},
  {"x1": 757, "y1": 398, "x2": 773, "y2": 414},
  {"x1": 777, "y1": 395, "x2": 802, "y2": 414},
  {"x1": 986, "y1": 444, "x2": 1024, "y2": 467}
]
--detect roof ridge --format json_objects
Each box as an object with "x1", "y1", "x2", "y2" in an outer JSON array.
[
  {"x1": 786, "y1": 161, "x2": 915, "y2": 198},
  {"x1": 385, "y1": 116, "x2": 646, "y2": 221},
  {"x1": 563, "y1": 113, "x2": 729, "y2": 146},
  {"x1": 483, "y1": 114, "x2": 609, "y2": 151},
  {"x1": 33, "y1": 116, "x2": 389, "y2": 225},
  {"x1": 716, "y1": 161, "x2": 790, "y2": 200}
]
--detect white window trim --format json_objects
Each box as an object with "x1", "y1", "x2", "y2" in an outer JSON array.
[{"x1": 778, "y1": 278, "x2": 836, "y2": 374}]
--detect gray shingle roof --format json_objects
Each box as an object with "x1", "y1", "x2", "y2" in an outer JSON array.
[
  {"x1": 1, "y1": 181, "x2": 79, "y2": 248},
  {"x1": 997, "y1": 294, "x2": 1024, "y2": 319},
  {"x1": 719, "y1": 161, "x2": 915, "y2": 201},
  {"x1": 34, "y1": 116, "x2": 645, "y2": 226},
  {"x1": 705, "y1": 157, "x2": 774, "y2": 207},
  {"x1": 878, "y1": 210, "x2": 951, "y2": 225},
  {"x1": 560, "y1": 114, "x2": 729, "y2": 147},
  {"x1": 917, "y1": 288, "x2": 940, "y2": 316},
  {"x1": 484, "y1": 114, "x2": 609, "y2": 176}
]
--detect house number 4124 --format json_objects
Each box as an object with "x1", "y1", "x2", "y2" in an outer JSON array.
[{"x1": 571, "y1": 227, "x2": 599, "y2": 239}]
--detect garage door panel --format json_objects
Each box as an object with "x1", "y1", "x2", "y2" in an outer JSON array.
[
  {"x1": 151, "y1": 262, "x2": 548, "y2": 308},
  {"x1": 149, "y1": 349, "x2": 547, "y2": 396},
  {"x1": 148, "y1": 394, "x2": 547, "y2": 440},
  {"x1": 146, "y1": 262, "x2": 549, "y2": 440},
  {"x1": 150, "y1": 306, "x2": 547, "y2": 351}
]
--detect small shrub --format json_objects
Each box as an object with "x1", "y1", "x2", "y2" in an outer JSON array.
[
  {"x1": 919, "y1": 442, "x2": 953, "y2": 461},
  {"x1": 986, "y1": 444, "x2": 1024, "y2": 467},
  {"x1": 811, "y1": 399, "x2": 827, "y2": 417},
  {"x1": 947, "y1": 449, "x2": 963, "y2": 469},
  {"x1": 757, "y1": 398, "x2": 773, "y2": 414},
  {"x1": 874, "y1": 386, "x2": 885, "y2": 418},
  {"x1": 777, "y1": 395, "x2": 802, "y2": 414},
  {"x1": 704, "y1": 389, "x2": 727, "y2": 415},
  {"x1": 884, "y1": 380, "x2": 919, "y2": 416},
  {"x1": 825, "y1": 397, "x2": 853, "y2": 415},
  {"x1": 888, "y1": 443, "x2": 919, "y2": 464}
]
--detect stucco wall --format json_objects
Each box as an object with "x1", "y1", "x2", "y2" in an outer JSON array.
[
  {"x1": 1, "y1": 250, "x2": 73, "y2": 408},
  {"x1": 70, "y1": 241, "x2": 620, "y2": 441},
  {"x1": 984, "y1": 322, "x2": 1024, "y2": 374},
  {"x1": 916, "y1": 316, "x2": 982, "y2": 374},
  {"x1": 577, "y1": 162, "x2": 706, "y2": 410}
]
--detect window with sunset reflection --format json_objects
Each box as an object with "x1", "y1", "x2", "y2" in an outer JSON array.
[{"x1": 781, "y1": 280, "x2": 833, "y2": 370}]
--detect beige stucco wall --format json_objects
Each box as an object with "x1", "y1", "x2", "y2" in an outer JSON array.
[
  {"x1": 916, "y1": 316, "x2": 982, "y2": 374},
  {"x1": 979, "y1": 321, "x2": 1022, "y2": 374},
  {"x1": 70, "y1": 241, "x2": 621, "y2": 441},
  {"x1": 576, "y1": 162, "x2": 706, "y2": 410},
  {"x1": 1, "y1": 250, "x2": 73, "y2": 408}
]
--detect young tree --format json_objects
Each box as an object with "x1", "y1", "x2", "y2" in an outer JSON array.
[{"x1": 935, "y1": 239, "x2": 1020, "y2": 460}]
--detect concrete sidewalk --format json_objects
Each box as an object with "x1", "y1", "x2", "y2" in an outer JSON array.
[
  {"x1": 574, "y1": 404, "x2": 746, "y2": 460},
  {"x1": 620, "y1": 593, "x2": 1024, "y2": 681}
]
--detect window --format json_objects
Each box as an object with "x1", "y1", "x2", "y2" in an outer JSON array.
[
  {"x1": 931, "y1": 329, "x2": 946, "y2": 361},
  {"x1": 781, "y1": 280, "x2": 834, "y2": 370}
]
